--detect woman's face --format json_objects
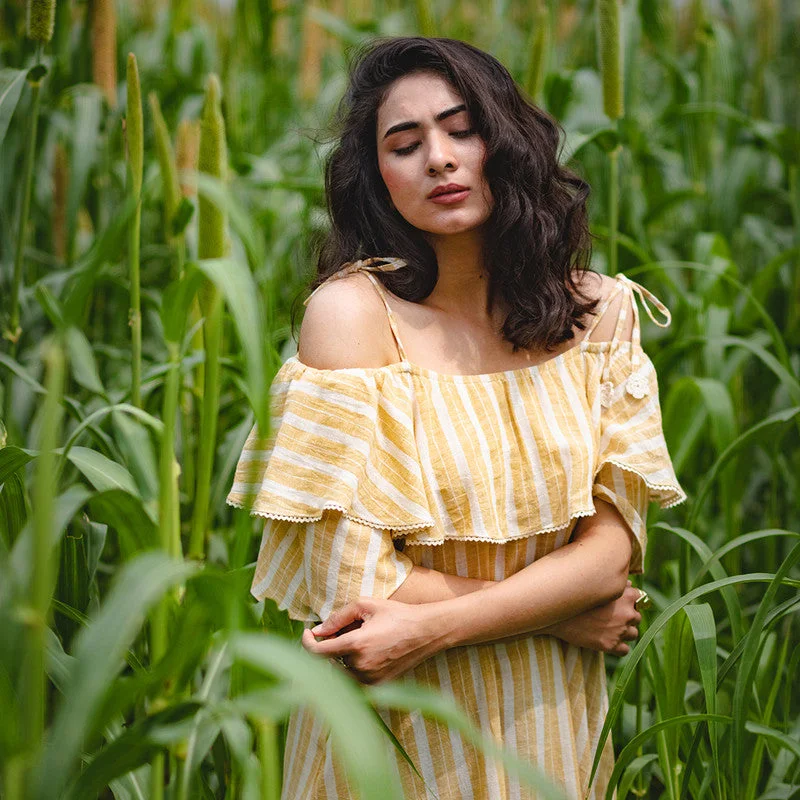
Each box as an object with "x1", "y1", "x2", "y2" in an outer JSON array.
[{"x1": 376, "y1": 71, "x2": 493, "y2": 238}]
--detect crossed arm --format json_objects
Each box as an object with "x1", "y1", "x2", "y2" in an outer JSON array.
[{"x1": 302, "y1": 496, "x2": 644, "y2": 683}]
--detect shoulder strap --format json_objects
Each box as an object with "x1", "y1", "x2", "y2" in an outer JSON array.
[
  {"x1": 302, "y1": 257, "x2": 409, "y2": 363},
  {"x1": 594, "y1": 274, "x2": 674, "y2": 390},
  {"x1": 361, "y1": 272, "x2": 408, "y2": 363}
]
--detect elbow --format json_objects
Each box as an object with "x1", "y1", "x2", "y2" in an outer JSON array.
[
  {"x1": 606, "y1": 549, "x2": 632, "y2": 602},
  {"x1": 594, "y1": 547, "x2": 631, "y2": 605},
  {"x1": 610, "y1": 566, "x2": 630, "y2": 602}
]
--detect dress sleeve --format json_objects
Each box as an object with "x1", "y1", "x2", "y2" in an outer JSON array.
[
  {"x1": 249, "y1": 513, "x2": 414, "y2": 622},
  {"x1": 591, "y1": 276, "x2": 687, "y2": 574},
  {"x1": 226, "y1": 357, "x2": 433, "y2": 621}
]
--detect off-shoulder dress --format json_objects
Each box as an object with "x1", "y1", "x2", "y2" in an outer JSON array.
[{"x1": 226, "y1": 259, "x2": 687, "y2": 800}]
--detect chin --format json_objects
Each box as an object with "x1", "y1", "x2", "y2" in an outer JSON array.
[{"x1": 413, "y1": 211, "x2": 490, "y2": 237}]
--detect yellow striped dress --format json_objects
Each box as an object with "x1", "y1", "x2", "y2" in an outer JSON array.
[{"x1": 226, "y1": 261, "x2": 687, "y2": 800}]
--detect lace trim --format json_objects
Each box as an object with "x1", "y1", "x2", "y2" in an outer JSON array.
[
  {"x1": 225, "y1": 497, "x2": 435, "y2": 532},
  {"x1": 395, "y1": 506, "x2": 598, "y2": 546},
  {"x1": 600, "y1": 458, "x2": 688, "y2": 508}
]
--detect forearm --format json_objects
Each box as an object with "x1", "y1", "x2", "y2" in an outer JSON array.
[
  {"x1": 420, "y1": 513, "x2": 631, "y2": 650},
  {"x1": 389, "y1": 564, "x2": 576, "y2": 642},
  {"x1": 389, "y1": 564, "x2": 495, "y2": 603}
]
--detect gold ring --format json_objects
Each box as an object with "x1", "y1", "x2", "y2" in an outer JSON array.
[
  {"x1": 335, "y1": 655, "x2": 349, "y2": 670},
  {"x1": 634, "y1": 589, "x2": 651, "y2": 611}
]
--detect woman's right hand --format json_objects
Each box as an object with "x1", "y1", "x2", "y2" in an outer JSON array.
[{"x1": 542, "y1": 580, "x2": 643, "y2": 656}]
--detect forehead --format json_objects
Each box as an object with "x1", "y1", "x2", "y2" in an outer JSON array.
[{"x1": 377, "y1": 72, "x2": 465, "y2": 131}]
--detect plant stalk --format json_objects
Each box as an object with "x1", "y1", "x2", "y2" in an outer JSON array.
[
  {"x1": 126, "y1": 53, "x2": 144, "y2": 408},
  {"x1": 4, "y1": 49, "x2": 45, "y2": 428},
  {"x1": 258, "y1": 719, "x2": 281, "y2": 800},
  {"x1": 608, "y1": 142, "x2": 620, "y2": 276},
  {"x1": 23, "y1": 337, "x2": 65, "y2": 784}
]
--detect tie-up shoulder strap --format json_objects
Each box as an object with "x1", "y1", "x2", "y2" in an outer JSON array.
[
  {"x1": 302, "y1": 257, "x2": 409, "y2": 363},
  {"x1": 584, "y1": 274, "x2": 674, "y2": 407}
]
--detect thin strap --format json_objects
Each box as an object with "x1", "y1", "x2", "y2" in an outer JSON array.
[
  {"x1": 302, "y1": 257, "x2": 409, "y2": 363},
  {"x1": 361, "y1": 272, "x2": 408, "y2": 362},
  {"x1": 598, "y1": 274, "x2": 673, "y2": 393}
]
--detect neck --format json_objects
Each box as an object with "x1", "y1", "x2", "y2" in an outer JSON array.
[{"x1": 426, "y1": 229, "x2": 499, "y2": 322}]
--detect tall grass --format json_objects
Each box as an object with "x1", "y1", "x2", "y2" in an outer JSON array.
[{"x1": 0, "y1": 0, "x2": 798, "y2": 797}]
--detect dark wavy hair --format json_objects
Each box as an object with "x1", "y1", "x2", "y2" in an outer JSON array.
[{"x1": 305, "y1": 36, "x2": 600, "y2": 353}]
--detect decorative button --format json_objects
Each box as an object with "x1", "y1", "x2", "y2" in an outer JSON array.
[
  {"x1": 599, "y1": 381, "x2": 614, "y2": 408},
  {"x1": 625, "y1": 370, "x2": 650, "y2": 399}
]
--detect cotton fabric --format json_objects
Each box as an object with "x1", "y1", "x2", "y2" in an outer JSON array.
[{"x1": 227, "y1": 262, "x2": 686, "y2": 799}]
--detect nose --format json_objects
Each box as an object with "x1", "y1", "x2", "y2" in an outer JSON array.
[{"x1": 426, "y1": 130, "x2": 458, "y2": 175}]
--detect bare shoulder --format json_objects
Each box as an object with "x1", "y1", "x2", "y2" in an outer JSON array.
[
  {"x1": 298, "y1": 272, "x2": 398, "y2": 370},
  {"x1": 571, "y1": 270, "x2": 634, "y2": 343}
]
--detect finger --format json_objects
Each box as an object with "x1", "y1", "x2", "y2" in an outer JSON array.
[
  {"x1": 311, "y1": 602, "x2": 366, "y2": 637},
  {"x1": 302, "y1": 628, "x2": 360, "y2": 657},
  {"x1": 624, "y1": 625, "x2": 639, "y2": 640},
  {"x1": 616, "y1": 643, "x2": 630, "y2": 656},
  {"x1": 627, "y1": 580, "x2": 632, "y2": 586},
  {"x1": 624, "y1": 586, "x2": 640, "y2": 601}
]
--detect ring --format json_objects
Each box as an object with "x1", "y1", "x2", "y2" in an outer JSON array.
[
  {"x1": 335, "y1": 655, "x2": 349, "y2": 670},
  {"x1": 634, "y1": 589, "x2": 651, "y2": 611}
]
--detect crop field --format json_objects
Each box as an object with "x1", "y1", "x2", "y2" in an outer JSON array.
[{"x1": 0, "y1": 0, "x2": 798, "y2": 798}]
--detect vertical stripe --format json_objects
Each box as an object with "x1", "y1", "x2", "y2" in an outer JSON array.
[
  {"x1": 251, "y1": 522, "x2": 299, "y2": 599},
  {"x1": 429, "y1": 377, "x2": 487, "y2": 535},
  {"x1": 467, "y1": 648, "x2": 503, "y2": 798},
  {"x1": 549, "y1": 640, "x2": 581, "y2": 797},
  {"x1": 495, "y1": 643, "x2": 521, "y2": 800},
  {"x1": 409, "y1": 708, "x2": 441, "y2": 799},
  {"x1": 506, "y1": 373, "x2": 554, "y2": 527},
  {"x1": 435, "y1": 653, "x2": 475, "y2": 799},
  {"x1": 455, "y1": 381, "x2": 502, "y2": 533},
  {"x1": 483, "y1": 379, "x2": 522, "y2": 539}
]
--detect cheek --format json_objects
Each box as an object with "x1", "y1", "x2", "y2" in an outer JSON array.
[{"x1": 379, "y1": 163, "x2": 408, "y2": 197}]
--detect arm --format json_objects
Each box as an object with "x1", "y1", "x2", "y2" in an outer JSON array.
[
  {"x1": 389, "y1": 564, "x2": 495, "y2": 603},
  {"x1": 303, "y1": 497, "x2": 635, "y2": 682},
  {"x1": 388, "y1": 561, "x2": 641, "y2": 657}
]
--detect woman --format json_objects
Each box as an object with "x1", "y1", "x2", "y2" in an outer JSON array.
[{"x1": 227, "y1": 37, "x2": 686, "y2": 799}]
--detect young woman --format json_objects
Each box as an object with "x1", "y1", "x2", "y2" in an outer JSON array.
[{"x1": 227, "y1": 36, "x2": 686, "y2": 799}]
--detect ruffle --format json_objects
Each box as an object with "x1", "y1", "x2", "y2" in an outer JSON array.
[{"x1": 225, "y1": 356, "x2": 436, "y2": 533}]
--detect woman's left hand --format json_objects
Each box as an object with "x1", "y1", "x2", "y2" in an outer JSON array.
[{"x1": 301, "y1": 597, "x2": 443, "y2": 684}]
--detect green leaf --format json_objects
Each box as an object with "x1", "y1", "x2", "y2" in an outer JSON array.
[
  {"x1": 112, "y1": 411, "x2": 158, "y2": 502},
  {"x1": 230, "y1": 632, "x2": 405, "y2": 800},
  {"x1": 160, "y1": 271, "x2": 204, "y2": 345},
  {"x1": 0, "y1": 445, "x2": 35, "y2": 483},
  {"x1": 192, "y1": 258, "x2": 268, "y2": 431},
  {"x1": 0, "y1": 68, "x2": 27, "y2": 147},
  {"x1": 87, "y1": 489, "x2": 160, "y2": 556},
  {"x1": 62, "y1": 446, "x2": 139, "y2": 496},
  {"x1": 10, "y1": 486, "x2": 91, "y2": 594},
  {"x1": 687, "y1": 407, "x2": 800, "y2": 532},
  {"x1": 66, "y1": 702, "x2": 202, "y2": 800},
  {"x1": 65, "y1": 327, "x2": 105, "y2": 395},
  {"x1": 587, "y1": 573, "x2": 780, "y2": 793},
  {"x1": 368, "y1": 681, "x2": 571, "y2": 800},
  {"x1": 32, "y1": 552, "x2": 196, "y2": 800},
  {"x1": 731, "y1": 540, "x2": 800, "y2": 795},
  {"x1": 605, "y1": 714, "x2": 732, "y2": 799}
]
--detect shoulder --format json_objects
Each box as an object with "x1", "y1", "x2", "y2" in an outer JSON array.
[
  {"x1": 571, "y1": 270, "x2": 634, "y2": 343},
  {"x1": 298, "y1": 271, "x2": 398, "y2": 370}
]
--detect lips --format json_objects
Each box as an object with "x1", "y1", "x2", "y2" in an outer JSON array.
[{"x1": 428, "y1": 183, "x2": 469, "y2": 199}]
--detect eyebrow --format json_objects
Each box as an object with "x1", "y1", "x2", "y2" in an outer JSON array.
[{"x1": 382, "y1": 104, "x2": 468, "y2": 139}]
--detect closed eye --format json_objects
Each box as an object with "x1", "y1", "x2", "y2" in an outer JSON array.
[{"x1": 392, "y1": 129, "x2": 477, "y2": 156}]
